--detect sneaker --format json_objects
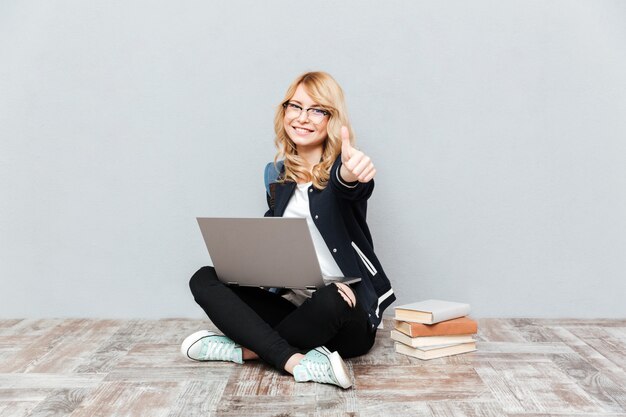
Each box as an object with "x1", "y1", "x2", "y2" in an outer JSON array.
[
  {"x1": 293, "y1": 346, "x2": 352, "y2": 389},
  {"x1": 180, "y1": 330, "x2": 243, "y2": 364}
]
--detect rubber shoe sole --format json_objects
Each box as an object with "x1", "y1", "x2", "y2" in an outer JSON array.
[
  {"x1": 180, "y1": 330, "x2": 215, "y2": 361},
  {"x1": 327, "y1": 350, "x2": 352, "y2": 389}
]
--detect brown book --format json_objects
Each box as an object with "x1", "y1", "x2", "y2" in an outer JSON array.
[{"x1": 394, "y1": 316, "x2": 478, "y2": 337}]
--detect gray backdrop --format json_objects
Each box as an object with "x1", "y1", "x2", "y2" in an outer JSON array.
[{"x1": 1, "y1": 1, "x2": 625, "y2": 319}]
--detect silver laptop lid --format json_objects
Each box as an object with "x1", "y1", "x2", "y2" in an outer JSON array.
[{"x1": 197, "y1": 217, "x2": 328, "y2": 289}]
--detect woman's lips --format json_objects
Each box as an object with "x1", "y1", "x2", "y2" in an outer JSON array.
[{"x1": 293, "y1": 126, "x2": 313, "y2": 135}]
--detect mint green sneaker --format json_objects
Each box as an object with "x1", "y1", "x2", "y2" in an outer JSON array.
[
  {"x1": 181, "y1": 330, "x2": 243, "y2": 364},
  {"x1": 293, "y1": 346, "x2": 352, "y2": 389}
]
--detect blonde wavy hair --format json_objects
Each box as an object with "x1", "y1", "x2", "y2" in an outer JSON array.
[{"x1": 273, "y1": 71, "x2": 355, "y2": 189}]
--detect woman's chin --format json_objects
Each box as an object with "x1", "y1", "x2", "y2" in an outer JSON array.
[{"x1": 290, "y1": 136, "x2": 324, "y2": 149}]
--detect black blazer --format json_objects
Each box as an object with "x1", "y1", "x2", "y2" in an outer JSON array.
[{"x1": 264, "y1": 154, "x2": 396, "y2": 330}]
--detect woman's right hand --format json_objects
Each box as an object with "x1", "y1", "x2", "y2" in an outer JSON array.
[{"x1": 340, "y1": 126, "x2": 376, "y2": 183}]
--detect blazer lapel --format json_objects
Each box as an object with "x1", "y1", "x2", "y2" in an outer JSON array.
[{"x1": 273, "y1": 181, "x2": 296, "y2": 217}]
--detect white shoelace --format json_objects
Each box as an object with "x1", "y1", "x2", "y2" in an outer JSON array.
[
  {"x1": 302, "y1": 358, "x2": 336, "y2": 384},
  {"x1": 201, "y1": 338, "x2": 235, "y2": 361}
]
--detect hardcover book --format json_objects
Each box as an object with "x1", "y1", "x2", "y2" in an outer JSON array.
[
  {"x1": 390, "y1": 329, "x2": 475, "y2": 348},
  {"x1": 394, "y1": 316, "x2": 478, "y2": 337},
  {"x1": 394, "y1": 299, "x2": 471, "y2": 324},
  {"x1": 394, "y1": 341, "x2": 477, "y2": 360}
]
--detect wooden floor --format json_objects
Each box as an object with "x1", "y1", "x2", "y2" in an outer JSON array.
[{"x1": 0, "y1": 318, "x2": 625, "y2": 417}]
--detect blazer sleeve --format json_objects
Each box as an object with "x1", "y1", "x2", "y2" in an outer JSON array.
[
  {"x1": 329, "y1": 153, "x2": 375, "y2": 201},
  {"x1": 263, "y1": 163, "x2": 275, "y2": 217},
  {"x1": 264, "y1": 192, "x2": 274, "y2": 217}
]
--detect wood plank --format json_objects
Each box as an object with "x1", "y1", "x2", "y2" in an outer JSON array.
[
  {"x1": 475, "y1": 360, "x2": 607, "y2": 414},
  {"x1": 353, "y1": 363, "x2": 492, "y2": 401},
  {"x1": 551, "y1": 349, "x2": 626, "y2": 411},
  {"x1": 566, "y1": 327, "x2": 626, "y2": 369},
  {"x1": 0, "y1": 400, "x2": 40, "y2": 417},
  {"x1": 0, "y1": 319, "x2": 63, "y2": 337},
  {"x1": 548, "y1": 326, "x2": 626, "y2": 379},
  {"x1": 104, "y1": 365, "x2": 234, "y2": 383},
  {"x1": 0, "y1": 320, "x2": 99, "y2": 373},
  {"x1": 520, "y1": 319, "x2": 626, "y2": 327},
  {"x1": 354, "y1": 396, "x2": 434, "y2": 417},
  {"x1": 0, "y1": 335, "x2": 34, "y2": 349},
  {"x1": 215, "y1": 394, "x2": 320, "y2": 415},
  {"x1": 428, "y1": 400, "x2": 506, "y2": 417},
  {"x1": 222, "y1": 362, "x2": 301, "y2": 397},
  {"x1": 72, "y1": 320, "x2": 146, "y2": 374},
  {"x1": 28, "y1": 320, "x2": 121, "y2": 374},
  {"x1": 68, "y1": 381, "x2": 180, "y2": 417},
  {"x1": 444, "y1": 340, "x2": 570, "y2": 365},
  {"x1": 0, "y1": 373, "x2": 103, "y2": 390},
  {"x1": 506, "y1": 414, "x2": 626, "y2": 417},
  {"x1": 0, "y1": 319, "x2": 24, "y2": 330},
  {"x1": 165, "y1": 380, "x2": 227, "y2": 417},
  {"x1": 27, "y1": 388, "x2": 90, "y2": 417},
  {"x1": 71, "y1": 319, "x2": 215, "y2": 374},
  {"x1": 116, "y1": 343, "x2": 193, "y2": 368},
  {"x1": 475, "y1": 341, "x2": 574, "y2": 355},
  {"x1": 509, "y1": 318, "x2": 566, "y2": 342},
  {"x1": 477, "y1": 319, "x2": 527, "y2": 343},
  {"x1": 0, "y1": 388, "x2": 51, "y2": 402},
  {"x1": 106, "y1": 341, "x2": 236, "y2": 382}
]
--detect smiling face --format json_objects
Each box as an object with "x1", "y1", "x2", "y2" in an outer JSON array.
[{"x1": 283, "y1": 83, "x2": 329, "y2": 154}]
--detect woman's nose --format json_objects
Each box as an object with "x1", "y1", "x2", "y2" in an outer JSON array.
[{"x1": 297, "y1": 109, "x2": 310, "y2": 123}]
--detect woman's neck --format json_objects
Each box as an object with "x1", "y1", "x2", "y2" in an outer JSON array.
[{"x1": 296, "y1": 145, "x2": 323, "y2": 172}]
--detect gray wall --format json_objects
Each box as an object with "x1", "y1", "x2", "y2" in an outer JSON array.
[{"x1": 1, "y1": 1, "x2": 625, "y2": 319}]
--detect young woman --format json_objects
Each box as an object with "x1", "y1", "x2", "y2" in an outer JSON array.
[{"x1": 182, "y1": 71, "x2": 395, "y2": 389}]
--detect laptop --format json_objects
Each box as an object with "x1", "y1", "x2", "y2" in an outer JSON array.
[{"x1": 196, "y1": 217, "x2": 362, "y2": 290}]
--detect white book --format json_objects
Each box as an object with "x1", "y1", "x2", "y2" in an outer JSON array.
[
  {"x1": 394, "y1": 299, "x2": 471, "y2": 324},
  {"x1": 390, "y1": 330, "x2": 475, "y2": 348}
]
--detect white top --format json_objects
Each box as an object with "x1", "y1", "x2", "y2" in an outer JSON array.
[{"x1": 281, "y1": 181, "x2": 344, "y2": 305}]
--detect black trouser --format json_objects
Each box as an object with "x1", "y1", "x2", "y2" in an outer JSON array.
[{"x1": 189, "y1": 266, "x2": 377, "y2": 371}]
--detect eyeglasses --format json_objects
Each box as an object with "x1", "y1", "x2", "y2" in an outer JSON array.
[{"x1": 282, "y1": 101, "x2": 330, "y2": 124}]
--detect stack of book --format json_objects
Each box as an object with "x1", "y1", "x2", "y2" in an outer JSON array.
[{"x1": 392, "y1": 299, "x2": 478, "y2": 360}]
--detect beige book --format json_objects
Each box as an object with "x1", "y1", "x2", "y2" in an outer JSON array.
[
  {"x1": 390, "y1": 329, "x2": 475, "y2": 348},
  {"x1": 395, "y1": 341, "x2": 477, "y2": 360},
  {"x1": 394, "y1": 299, "x2": 471, "y2": 324}
]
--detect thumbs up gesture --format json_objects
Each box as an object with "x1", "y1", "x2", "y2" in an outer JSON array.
[{"x1": 340, "y1": 126, "x2": 376, "y2": 183}]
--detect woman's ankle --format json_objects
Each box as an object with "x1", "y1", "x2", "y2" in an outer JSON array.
[
  {"x1": 242, "y1": 347, "x2": 259, "y2": 360},
  {"x1": 284, "y1": 353, "x2": 305, "y2": 374}
]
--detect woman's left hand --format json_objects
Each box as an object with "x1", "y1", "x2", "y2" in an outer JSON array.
[{"x1": 340, "y1": 126, "x2": 376, "y2": 183}]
